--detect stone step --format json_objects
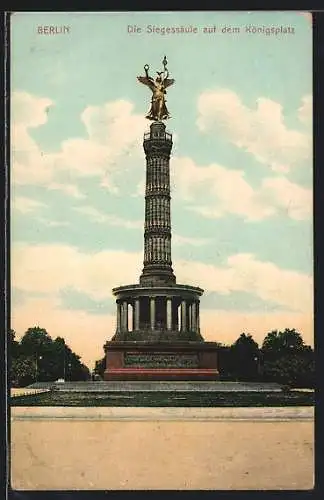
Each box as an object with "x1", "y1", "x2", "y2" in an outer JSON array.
[{"x1": 27, "y1": 381, "x2": 283, "y2": 392}]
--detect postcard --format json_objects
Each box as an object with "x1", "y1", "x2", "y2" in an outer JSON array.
[{"x1": 10, "y1": 11, "x2": 313, "y2": 491}]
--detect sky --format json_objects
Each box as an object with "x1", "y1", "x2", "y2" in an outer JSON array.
[{"x1": 11, "y1": 11, "x2": 313, "y2": 369}]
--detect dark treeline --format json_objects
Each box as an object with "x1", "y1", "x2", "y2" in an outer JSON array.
[
  {"x1": 10, "y1": 327, "x2": 91, "y2": 387},
  {"x1": 11, "y1": 327, "x2": 315, "y2": 389},
  {"x1": 94, "y1": 328, "x2": 315, "y2": 388},
  {"x1": 217, "y1": 329, "x2": 314, "y2": 388}
]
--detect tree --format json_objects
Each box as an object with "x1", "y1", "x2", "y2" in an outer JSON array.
[
  {"x1": 11, "y1": 326, "x2": 91, "y2": 385},
  {"x1": 10, "y1": 329, "x2": 20, "y2": 359},
  {"x1": 261, "y1": 329, "x2": 314, "y2": 388},
  {"x1": 20, "y1": 327, "x2": 53, "y2": 357},
  {"x1": 230, "y1": 333, "x2": 261, "y2": 381},
  {"x1": 262, "y1": 350, "x2": 314, "y2": 388},
  {"x1": 94, "y1": 357, "x2": 106, "y2": 380},
  {"x1": 218, "y1": 345, "x2": 236, "y2": 381},
  {"x1": 262, "y1": 329, "x2": 304, "y2": 358},
  {"x1": 10, "y1": 357, "x2": 35, "y2": 387},
  {"x1": 76, "y1": 363, "x2": 91, "y2": 381},
  {"x1": 19, "y1": 327, "x2": 58, "y2": 382},
  {"x1": 261, "y1": 330, "x2": 282, "y2": 354},
  {"x1": 52, "y1": 337, "x2": 91, "y2": 381},
  {"x1": 281, "y1": 329, "x2": 305, "y2": 349}
]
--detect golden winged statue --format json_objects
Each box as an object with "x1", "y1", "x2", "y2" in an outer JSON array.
[{"x1": 137, "y1": 56, "x2": 175, "y2": 121}]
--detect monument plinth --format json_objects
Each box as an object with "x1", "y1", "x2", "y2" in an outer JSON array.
[{"x1": 104, "y1": 59, "x2": 219, "y2": 380}]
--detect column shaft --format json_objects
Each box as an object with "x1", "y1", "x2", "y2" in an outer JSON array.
[
  {"x1": 166, "y1": 298, "x2": 172, "y2": 330},
  {"x1": 116, "y1": 302, "x2": 121, "y2": 331},
  {"x1": 181, "y1": 300, "x2": 187, "y2": 332},
  {"x1": 191, "y1": 302, "x2": 197, "y2": 332},
  {"x1": 134, "y1": 299, "x2": 140, "y2": 330},
  {"x1": 188, "y1": 304, "x2": 192, "y2": 331},
  {"x1": 197, "y1": 301, "x2": 200, "y2": 332},
  {"x1": 150, "y1": 297, "x2": 156, "y2": 330},
  {"x1": 122, "y1": 301, "x2": 128, "y2": 331}
]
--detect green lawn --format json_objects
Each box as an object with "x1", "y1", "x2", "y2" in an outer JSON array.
[{"x1": 11, "y1": 390, "x2": 314, "y2": 407}]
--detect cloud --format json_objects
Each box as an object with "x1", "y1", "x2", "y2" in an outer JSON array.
[
  {"x1": 173, "y1": 234, "x2": 212, "y2": 247},
  {"x1": 12, "y1": 196, "x2": 47, "y2": 214},
  {"x1": 176, "y1": 253, "x2": 312, "y2": 313},
  {"x1": 48, "y1": 182, "x2": 86, "y2": 199},
  {"x1": 260, "y1": 176, "x2": 312, "y2": 220},
  {"x1": 12, "y1": 243, "x2": 312, "y2": 314},
  {"x1": 12, "y1": 100, "x2": 81, "y2": 196},
  {"x1": 11, "y1": 91, "x2": 147, "y2": 196},
  {"x1": 52, "y1": 101, "x2": 146, "y2": 187},
  {"x1": 81, "y1": 100, "x2": 146, "y2": 158},
  {"x1": 100, "y1": 176, "x2": 120, "y2": 195},
  {"x1": 12, "y1": 91, "x2": 53, "y2": 129},
  {"x1": 130, "y1": 156, "x2": 311, "y2": 223},
  {"x1": 298, "y1": 95, "x2": 312, "y2": 126},
  {"x1": 12, "y1": 243, "x2": 142, "y2": 301},
  {"x1": 172, "y1": 158, "x2": 273, "y2": 221},
  {"x1": 132, "y1": 178, "x2": 145, "y2": 198},
  {"x1": 11, "y1": 194, "x2": 70, "y2": 227},
  {"x1": 11, "y1": 92, "x2": 58, "y2": 188},
  {"x1": 197, "y1": 90, "x2": 311, "y2": 173},
  {"x1": 172, "y1": 157, "x2": 311, "y2": 221},
  {"x1": 52, "y1": 100, "x2": 146, "y2": 181},
  {"x1": 13, "y1": 90, "x2": 311, "y2": 225},
  {"x1": 73, "y1": 205, "x2": 142, "y2": 229}
]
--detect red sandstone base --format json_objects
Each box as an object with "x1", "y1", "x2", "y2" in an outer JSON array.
[{"x1": 104, "y1": 342, "x2": 219, "y2": 381}]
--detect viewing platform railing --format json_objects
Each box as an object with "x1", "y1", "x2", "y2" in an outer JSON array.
[{"x1": 144, "y1": 131, "x2": 172, "y2": 141}]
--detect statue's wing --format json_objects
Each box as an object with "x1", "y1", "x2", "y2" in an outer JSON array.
[
  {"x1": 163, "y1": 78, "x2": 175, "y2": 89},
  {"x1": 137, "y1": 76, "x2": 155, "y2": 91}
]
